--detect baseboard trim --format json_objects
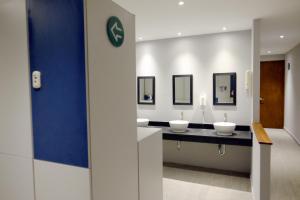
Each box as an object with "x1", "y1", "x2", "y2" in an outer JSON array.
[{"x1": 284, "y1": 127, "x2": 300, "y2": 145}]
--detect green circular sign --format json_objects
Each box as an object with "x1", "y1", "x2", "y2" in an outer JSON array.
[{"x1": 107, "y1": 16, "x2": 124, "y2": 47}]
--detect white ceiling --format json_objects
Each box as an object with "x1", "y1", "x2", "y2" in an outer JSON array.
[{"x1": 113, "y1": 0, "x2": 300, "y2": 55}]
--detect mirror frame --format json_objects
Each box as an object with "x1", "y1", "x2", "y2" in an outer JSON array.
[
  {"x1": 213, "y1": 72, "x2": 237, "y2": 106},
  {"x1": 172, "y1": 74, "x2": 193, "y2": 105},
  {"x1": 137, "y1": 76, "x2": 156, "y2": 105}
]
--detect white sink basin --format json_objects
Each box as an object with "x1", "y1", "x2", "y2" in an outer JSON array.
[
  {"x1": 214, "y1": 122, "x2": 236, "y2": 136},
  {"x1": 169, "y1": 120, "x2": 189, "y2": 133},
  {"x1": 137, "y1": 118, "x2": 150, "y2": 127}
]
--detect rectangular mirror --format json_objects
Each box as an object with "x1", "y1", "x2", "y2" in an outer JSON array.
[
  {"x1": 137, "y1": 76, "x2": 155, "y2": 105},
  {"x1": 213, "y1": 73, "x2": 237, "y2": 106},
  {"x1": 173, "y1": 75, "x2": 193, "y2": 105}
]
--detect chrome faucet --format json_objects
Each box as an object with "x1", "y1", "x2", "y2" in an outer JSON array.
[{"x1": 224, "y1": 113, "x2": 228, "y2": 122}]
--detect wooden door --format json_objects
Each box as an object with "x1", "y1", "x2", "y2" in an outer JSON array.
[{"x1": 260, "y1": 61, "x2": 285, "y2": 128}]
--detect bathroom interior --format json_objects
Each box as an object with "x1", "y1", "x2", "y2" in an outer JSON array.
[
  {"x1": 1, "y1": 0, "x2": 300, "y2": 200},
  {"x1": 136, "y1": 29, "x2": 254, "y2": 200}
]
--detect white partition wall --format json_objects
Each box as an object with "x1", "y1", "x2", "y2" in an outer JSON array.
[
  {"x1": 0, "y1": 0, "x2": 33, "y2": 160},
  {"x1": 251, "y1": 19, "x2": 272, "y2": 200},
  {"x1": 86, "y1": 1, "x2": 139, "y2": 200},
  {"x1": 251, "y1": 133, "x2": 271, "y2": 200},
  {"x1": 0, "y1": 154, "x2": 35, "y2": 200},
  {"x1": 34, "y1": 160, "x2": 91, "y2": 200},
  {"x1": 0, "y1": 1, "x2": 35, "y2": 200},
  {"x1": 138, "y1": 128, "x2": 163, "y2": 200}
]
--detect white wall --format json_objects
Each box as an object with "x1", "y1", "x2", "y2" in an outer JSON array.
[
  {"x1": 260, "y1": 54, "x2": 285, "y2": 62},
  {"x1": 284, "y1": 43, "x2": 300, "y2": 143},
  {"x1": 0, "y1": 0, "x2": 32, "y2": 158},
  {"x1": 251, "y1": 19, "x2": 261, "y2": 123},
  {"x1": 0, "y1": 154, "x2": 35, "y2": 200},
  {"x1": 251, "y1": 19, "x2": 273, "y2": 200},
  {"x1": 137, "y1": 30, "x2": 252, "y2": 125},
  {"x1": 138, "y1": 128, "x2": 163, "y2": 200},
  {"x1": 34, "y1": 160, "x2": 91, "y2": 200},
  {"x1": 86, "y1": 1, "x2": 139, "y2": 200},
  {"x1": 0, "y1": 1, "x2": 35, "y2": 200}
]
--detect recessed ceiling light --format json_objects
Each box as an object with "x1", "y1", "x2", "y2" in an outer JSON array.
[
  {"x1": 138, "y1": 37, "x2": 143, "y2": 40},
  {"x1": 222, "y1": 27, "x2": 227, "y2": 31},
  {"x1": 178, "y1": 1, "x2": 185, "y2": 6},
  {"x1": 177, "y1": 32, "x2": 182, "y2": 36},
  {"x1": 267, "y1": 51, "x2": 272, "y2": 54},
  {"x1": 280, "y1": 35, "x2": 285, "y2": 39}
]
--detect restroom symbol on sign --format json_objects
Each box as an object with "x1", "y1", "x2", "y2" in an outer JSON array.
[{"x1": 107, "y1": 16, "x2": 124, "y2": 47}]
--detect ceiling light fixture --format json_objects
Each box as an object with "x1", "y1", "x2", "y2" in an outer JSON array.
[
  {"x1": 280, "y1": 35, "x2": 285, "y2": 39},
  {"x1": 267, "y1": 50, "x2": 272, "y2": 54},
  {"x1": 177, "y1": 32, "x2": 182, "y2": 36},
  {"x1": 222, "y1": 27, "x2": 227, "y2": 31},
  {"x1": 138, "y1": 37, "x2": 143, "y2": 40},
  {"x1": 178, "y1": 1, "x2": 185, "y2": 6}
]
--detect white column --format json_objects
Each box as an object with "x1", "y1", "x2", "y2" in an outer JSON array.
[
  {"x1": 0, "y1": 0, "x2": 35, "y2": 200},
  {"x1": 86, "y1": 1, "x2": 139, "y2": 200},
  {"x1": 251, "y1": 136, "x2": 271, "y2": 200},
  {"x1": 251, "y1": 19, "x2": 261, "y2": 123}
]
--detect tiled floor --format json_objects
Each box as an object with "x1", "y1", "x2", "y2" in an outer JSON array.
[
  {"x1": 163, "y1": 166, "x2": 252, "y2": 200},
  {"x1": 266, "y1": 129, "x2": 300, "y2": 200}
]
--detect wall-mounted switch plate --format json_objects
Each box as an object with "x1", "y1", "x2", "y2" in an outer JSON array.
[{"x1": 32, "y1": 71, "x2": 41, "y2": 89}]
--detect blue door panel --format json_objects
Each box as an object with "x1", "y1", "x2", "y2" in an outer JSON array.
[{"x1": 28, "y1": 0, "x2": 88, "y2": 168}]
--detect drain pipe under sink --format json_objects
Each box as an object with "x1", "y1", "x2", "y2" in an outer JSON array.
[
  {"x1": 177, "y1": 141, "x2": 181, "y2": 151},
  {"x1": 218, "y1": 144, "x2": 226, "y2": 156}
]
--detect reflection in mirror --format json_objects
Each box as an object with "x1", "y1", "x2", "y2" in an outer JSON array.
[
  {"x1": 137, "y1": 76, "x2": 155, "y2": 105},
  {"x1": 213, "y1": 73, "x2": 237, "y2": 105},
  {"x1": 173, "y1": 75, "x2": 193, "y2": 105}
]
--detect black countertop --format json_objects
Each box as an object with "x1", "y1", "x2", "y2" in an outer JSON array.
[{"x1": 150, "y1": 126, "x2": 252, "y2": 147}]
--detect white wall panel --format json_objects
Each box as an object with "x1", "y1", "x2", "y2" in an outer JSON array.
[
  {"x1": 260, "y1": 54, "x2": 285, "y2": 62},
  {"x1": 34, "y1": 160, "x2": 91, "y2": 200},
  {"x1": 86, "y1": 1, "x2": 139, "y2": 200},
  {"x1": 0, "y1": 1, "x2": 34, "y2": 199},
  {"x1": 138, "y1": 128, "x2": 163, "y2": 200},
  {"x1": 0, "y1": 154, "x2": 35, "y2": 200},
  {"x1": 0, "y1": 0, "x2": 33, "y2": 157},
  {"x1": 251, "y1": 136, "x2": 271, "y2": 200}
]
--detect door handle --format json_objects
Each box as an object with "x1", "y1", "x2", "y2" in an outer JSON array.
[{"x1": 260, "y1": 97, "x2": 265, "y2": 104}]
